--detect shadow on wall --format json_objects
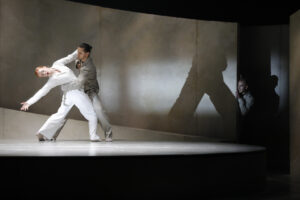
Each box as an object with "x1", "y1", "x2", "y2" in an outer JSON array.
[
  {"x1": 168, "y1": 47, "x2": 236, "y2": 141},
  {"x1": 96, "y1": 12, "x2": 237, "y2": 141}
]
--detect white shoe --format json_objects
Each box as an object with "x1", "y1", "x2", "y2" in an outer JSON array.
[
  {"x1": 105, "y1": 129, "x2": 113, "y2": 142},
  {"x1": 90, "y1": 134, "x2": 101, "y2": 142}
]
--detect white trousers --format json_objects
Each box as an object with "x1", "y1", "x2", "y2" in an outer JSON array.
[
  {"x1": 88, "y1": 92, "x2": 112, "y2": 134},
  {"x1": 38, "y1": 90, "x2": 98, "y2": 140}
]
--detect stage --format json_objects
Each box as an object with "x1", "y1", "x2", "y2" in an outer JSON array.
[
  {"x1": 0, "y1": 139, "x2": 264, "y2": 156},
  {"x1": 0, "y1": 139, "x2": 266, "y2": 198}
]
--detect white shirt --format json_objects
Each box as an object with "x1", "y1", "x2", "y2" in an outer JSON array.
[{"x1": 26, "y1": 50, "x2": 78, "y2": 106}]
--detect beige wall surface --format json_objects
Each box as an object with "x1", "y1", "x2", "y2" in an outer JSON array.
[
  {"x1": 290, "y1": 9, "x2": 300, "y2": 181},
  {"x1": 0, "y1": 0, "x2": 237, "y2": 140}
]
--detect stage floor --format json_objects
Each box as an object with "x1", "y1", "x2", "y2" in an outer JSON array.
[
  {"x1": 0, "y1": 139, "x2": 267, "y2": 198},
  {"x1": 0, "y1": 139, "x2": 265, "y2": 156}
]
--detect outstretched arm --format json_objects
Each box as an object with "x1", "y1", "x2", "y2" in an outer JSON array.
[
  {"x1": 20, "y1": 80, "x2": 55, "y2": 111},
  {"x1": 52, "y1": 50, "x2": 78, "y2": 66}
]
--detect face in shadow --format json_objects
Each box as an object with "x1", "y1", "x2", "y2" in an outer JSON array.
[{"x1": 238, "y1": 80, "x2": 249, "y2": 95}]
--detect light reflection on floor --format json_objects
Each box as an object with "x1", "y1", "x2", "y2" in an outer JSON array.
[{"x1": 0, "y1": 139, "x2": 264, "y2": 156}]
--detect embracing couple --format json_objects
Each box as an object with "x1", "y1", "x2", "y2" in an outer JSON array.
[{"x1": 20, "y1": 43, "x2": 112, "y2": 142}]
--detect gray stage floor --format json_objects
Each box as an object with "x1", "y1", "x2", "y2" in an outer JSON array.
[{"x1": 0, "y1": 139, "x2": 265, "y2": 156}]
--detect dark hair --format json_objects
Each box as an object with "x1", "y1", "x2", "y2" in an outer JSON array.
[
  {"x1": 239, "y1": 75, "x2": 248, "y2": 85},
  {"x1": 78, "y1": 43, "x2": 92, "y2": 53},
  {"x1": 239, "y1": 78, "x2": 248, "y2": 85}
]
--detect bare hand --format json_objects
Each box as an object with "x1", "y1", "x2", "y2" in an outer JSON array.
[{"x1": 20, "y1": 102, "x2": 30, "y2": 111}]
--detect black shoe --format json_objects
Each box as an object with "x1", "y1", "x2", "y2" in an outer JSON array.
[
  {"x1": 36, "y1": 133, "x2": 55, "y2": 142},
  {"x1": 36, "y1": 133, "x2": 45, "y2": 141}
]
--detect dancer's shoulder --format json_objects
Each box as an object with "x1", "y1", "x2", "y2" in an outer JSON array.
[{"x1": 51, "y1": 65, "x2": 70, "y2": 72}]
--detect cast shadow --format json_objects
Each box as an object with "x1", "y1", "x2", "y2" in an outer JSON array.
[{"x1": 168, "y1": 48, "x2": 236, "y2": 141}]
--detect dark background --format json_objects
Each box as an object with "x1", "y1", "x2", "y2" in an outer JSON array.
[{"x1": 69, "y1": 0, "x2": 298, "y2": 25}]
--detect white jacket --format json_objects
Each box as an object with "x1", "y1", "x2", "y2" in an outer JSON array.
[{"x1": 26, "y1": 50, "x2": 78, "y2": 106}]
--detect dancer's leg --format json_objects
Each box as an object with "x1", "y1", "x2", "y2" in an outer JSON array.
[
  {"x1": 69, "y1": 90, "x2": 99, "y2": 140},
  {"x1": 89, "y1": 92, "x2": 112, "y2": 139},
  {"x1": 38, "y1": 99, "x2": 74, "y2": 140}
]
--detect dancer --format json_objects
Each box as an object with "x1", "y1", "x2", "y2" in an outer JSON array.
[
  {"x1": 20, "y1": 50, "x2": 101, "y2": 142},
  {"x1": 74, "y1": 43, "x2": 113, "y2": 142}
]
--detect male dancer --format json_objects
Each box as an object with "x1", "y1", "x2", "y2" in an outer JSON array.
[
  {"x1": 74, "y1": 43, "x2": 113, "y2": 142},
  {"x1": 20, "y1": 50, "x2": 101, "y2": 142}
]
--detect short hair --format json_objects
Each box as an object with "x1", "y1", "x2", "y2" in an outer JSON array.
[
  {"x1": 239, "y1": 75, "x2": 248, "y2": 85},
  {"x1": 34, "y1": 66, "x2": 45, "y2": 77},
  {"x1": 78, "y1": 43, "x2": 92, "y2": 53},
  {"x1": 239, "y1": 78, "x2": 247, "y2": 83}
]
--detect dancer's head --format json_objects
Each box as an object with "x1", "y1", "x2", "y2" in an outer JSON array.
[
  {"x1": 238, "y1": 78, "x2": 249, "y2": 95},
  {"x1": 77, "y1": 43, "x2": 92, "y2": 61},
  {"x1": 34, "y1": 66, "x2": 51, "y2": 78}
]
